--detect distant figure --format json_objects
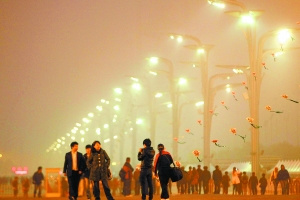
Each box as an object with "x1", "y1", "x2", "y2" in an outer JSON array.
[
  {"x1": 259, "y1": 173, "x2": 268, "y2": 195},
  {"x1": 133, "y1": 166, "x2": 141, "y2": 195},
  {"x1": 137, "y1": 138, "x2": 155, "y2": 200},
  {"x1": 32, "y1": 166, "x2": 44, "y2": 198},
  {"x1": 87, "y1": 140, "x2": 114, "y2": 200},
  {"x1": 122, "y1": 157, "x2": 134, "y2": 197},
  {"x1": 231, "y1": 167, "x2": 240, "y2": 195},
  {"x1": 277, "y1": 164, "x2": 290, "y2": 195},
  {"x1": 186, "y1": 166, "x2": 192, "y2": 194},
  {"x1": 83, "y1": 144, "x2": 92, "y2": 200},
  {"x1": 22, "y1": 177, "x2": 30, "y2": 197},
  {"x1": 221, "y1": 171, "x2": 230, "y2": 194},
  {"x1": 270, "y1": 167, "x2": 279, "y2": 195},
  {"x1": 241, "y1": 172, "x2": 249, "y2": 195},
  {"x1": 11, "y1": 176, "x2": 19, "y2": 197},
  {"x1": 212, "y1": 165, "x2": 222, "y2": 194},
  {"x1": 202, "y1": 166, "x2": 211, "y2": 194},
  {"x1": 153, "y1": 143, "x2": 173, "y2": 200},
  {"x1": 196, "y1": 165, "x2": 203, "y2": 194},
  {"x1": 191, "y1": 167, "x2": 199, "y2": 194},
  {"x1": 248, "y1": 172, "x2": 258, "y2": 195},
  {"x1": 63, "y1": 141, "x2": 86, "y2": 200}
]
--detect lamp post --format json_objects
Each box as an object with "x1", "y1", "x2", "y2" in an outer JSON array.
[
  {"x1": 147, "y1": 57, "x2": 183, "y2": 158},
  {"x1": 207, "y1": 0, "x2": 300, "y2": 174}
]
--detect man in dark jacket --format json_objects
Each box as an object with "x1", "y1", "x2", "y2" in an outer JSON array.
[
  {"x1": 87, "y1": 141, "x2": 114, "y2": 200},
  {"x1": 202, "y1": 166, "x2": 211, "y2": 194},
  {"x1": 32, "y1": 166, "x2": 44, "y2": 198},
  {"x1": 137, "y1": 138, "x2": 155, "y2": 200},
  {"x1": 277, "y1": 164, "x2": 290, "y2": 195},
  {"x1": 63, "y1": 141, "x2": 86, "y2": 200},
  {"x1": 212, "y1": 165, "x2": 222, "y2": 194},
  {"x1": 122, "y1": 157, "x2": 134, "y2": 197}
]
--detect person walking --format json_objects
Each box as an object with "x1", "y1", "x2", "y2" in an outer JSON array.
[
  {"x1": 32, "y1": 166, "x2": 44, "y2": 198},
  {"x1": 87, "y1": 140, "x2": 114, "y2": 200},
  {"x1": 270, "y1": 167, "x2": 279, "y2": 195},
  {"x1": 248, "y1": 172, "x2": 258, "y2": 195},
  {"x1": 259, "y1": 173, "x2": 267, "y2": 195},
  {"x1": 133, "y1": 166, "x2": 141, "y2": 195},
  {"x1": 221, "y1": 171, "x2": 230, "y2": 194},
  {"x1": 277, "y1": 164, "x2": 290, "y2": 195},
  {"x1": 202, "y1": 166, "x2": 211, "y2": 194},
  {"x1": 241, "y1": 172, "x2": 248, "y2": 195},
  {"x1": 11, "y1": 176, "x2": 19, "y2": 197},
  {"x1": 83, "y1": 144, "x2": 92, "y2": 200},
  {"x1": 154, "y1": 143, "x2": 173, "y2": 200},
  {"x1": 231, "y1": 167, "x2": 240, "y2": 195},
  {"x1": 63, "y1": 141, "x2": 86, "y2": 200},
  {"x1": 212, "y1": 165, "x2": 222, "y2": 194},
  {"x1": 122, "y1": 157, "x2": 134, "y2": 197},
  {"x1": 196, "y1": 165, "x2": 203, "y2": 194},
  {"x1": 138, "y1": 138, "x2": 155, "y2": 200}
]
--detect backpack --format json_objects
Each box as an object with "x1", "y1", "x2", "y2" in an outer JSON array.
[{"x1": 119, "y1": 169, "x2": 126, "y2": 181}]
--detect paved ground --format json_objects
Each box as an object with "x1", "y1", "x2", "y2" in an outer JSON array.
[{"x1": 1, "y1": 194, "x2": 300, "y2": 200}]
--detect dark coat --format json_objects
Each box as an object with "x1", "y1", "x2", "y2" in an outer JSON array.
[
  {"x1": 87, "y1": 148, "x2": 110, "y2": 181},
  {"x1": 137, "y1": 147, "x2": 155, "y2": 169},
  {"x1": 63, "y1": 151, "x2": 86, "y2": 177}
]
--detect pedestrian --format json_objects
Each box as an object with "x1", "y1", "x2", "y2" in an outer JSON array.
[
  {"x1": 231, "y1": 167, "x2": 240, "y2": 195},
  {"x1": 221, "y1": 171, "x2": 230, "y2": 194},
  {"x1": 137, "y1": 138, "x2": 155, "y2": 200},
  {"x1": 122, "y1": 157, "x2": 134, "y2": 197},
  {"x1": 248, "y1": 172, "x2": 258, "y2": 195},
  {"x1": 87, "y1": 140, "x2": 114, "y2": 200},
  {"x1": 186, "y1": 166, "x2": 192, "y2": 194},
  {"x1": 196, "y1": 165, "x2": 203, "y2": 194},
  {"x1": 83, "y1": 144, "x2": 92, "y2": 200},
  {"x1": 153, "y1": 143, "x2": 173, "y2": 200},
  {"x1": 63, "y1": 141, "x2": 86, "y2": 200},
  {"x1": 11, "y1": 176, "x2": 19, "y2": 197},
  {"x1": 241, "y1": 172, "x2": 248, "y2": 195},
  {"x1": 277, "y1": 164, "x2": 290, "y2": 195},
  {"x1": 190, "y1": 167, "x2": 199, "y2": 194},
  {"x1": 212, "y1": 165, "x2": 222, "y2": 194},
  {"x1": 32, "y1": 166, "x2": 44, "y2": 198},
  {"x1": 133, "y1": 166, "x2": 141, "y2": 195},
  {"x1": 259, "y1": 173, "x2": 267, "y2": 195},
  {"x1": 270, "y1": 167, "x2": 279, "y2": 195},
  {"x1": 22, "y1": 177, "x2": 30, "y2": 197},
  {"x1": 202, "y1": 166, "x2": 211, "y2": 194}
]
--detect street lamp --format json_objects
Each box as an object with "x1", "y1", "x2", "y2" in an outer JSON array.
[{"x1": 208, "y1": 0, "x2": 300, "y2": 174}]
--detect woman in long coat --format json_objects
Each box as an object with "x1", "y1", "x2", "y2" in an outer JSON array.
[{"x1": 87, "y1": 141, "x2": 114, "y2": 200}]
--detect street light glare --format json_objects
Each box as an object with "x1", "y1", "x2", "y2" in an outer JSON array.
[
  {"x1": 233, "y1": 68, "x2": 244, "y2": 74},
  {"x1": 132, "y1": 82, "x2": 141, "y2": 91},
  {"x1": 136, "y1": 118, "x2": 143, "y2": 125},
  {"x1": 278, "y1": 29, "x2": 291, "y2": 44},
  {"x1": 149, "y1": 57, "x2": 159, "y2": 64},
  {"x1": 226, "y1": 87, "x2": 231, "y2": 93},
  {"x1": 195, "y1": 101, "x2": 204, "y2": 107},
  {"x1": 178, "y1": 77, "x2": 187, "y2": 85},
  {"x1": 197, "y1": 48, "x2": 205, "y2": 54},
  {"x1": 177, "y1": 36, "x2": 183, "y2": 43},
  {"x1": 114, "y1": 88, "x2": 123, "y2": 94},
  {"x1": 88, "y1": 113, "x2": 94, "y2": 118},
  {"x1": 155, "y1": 93, "x2": 163, "y2": 98},
  {"x1": 149, "y1": 71, "x2": 157, "y2": 76},
  {"x1": 241, "y1": 14, "x2": 255, "y2": 24},
  {"x1": 274, "y1": 51, "x2": 284, "y2": 57},
  {"x1": 207, "y1": 0, "x2": 225, "y2": 8},
  {"x1": 113, "y1": 105, "x2": 120, "y2": 111}
]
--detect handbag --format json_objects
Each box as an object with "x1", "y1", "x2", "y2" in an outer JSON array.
[
  {"x1": 162, "y1": 155, "x2": 183, "y2": 182},
  {"x1": 169, "y1": 163, "x2": 183, "y2": 182}
]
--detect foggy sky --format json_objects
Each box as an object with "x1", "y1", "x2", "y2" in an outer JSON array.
[{"x1": 1, "y1": 0, "x2": 300, "y2": 175}]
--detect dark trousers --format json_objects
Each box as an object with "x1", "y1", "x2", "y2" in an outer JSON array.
[
  {"x1": 158, "y1": 168, "x2": 171, "y2": 199},
  {"x1": 93, "y1": 180, "x2": 114, "y2": 200},
  {"x1": 67, "y1": 170, "x2": 81, "y2": 200},
  {"x1": 203, "y1": 181, "x2": 209, "y2": 194},
  {"x1": 140, "y1": 168, "x2": 153, "y2": 200},
  {"x1": 123, "y1": 179, "x2": 131, "y2": 196},
  {"x1": 273, "y1": 180, "x2": 278, "y2": 195},
  {"x1": 214, "y1": 181, "x2": 221, "y2": 194},
  {"x1": 34, "y1": 184, "x2": 42, "y2": 197}
]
